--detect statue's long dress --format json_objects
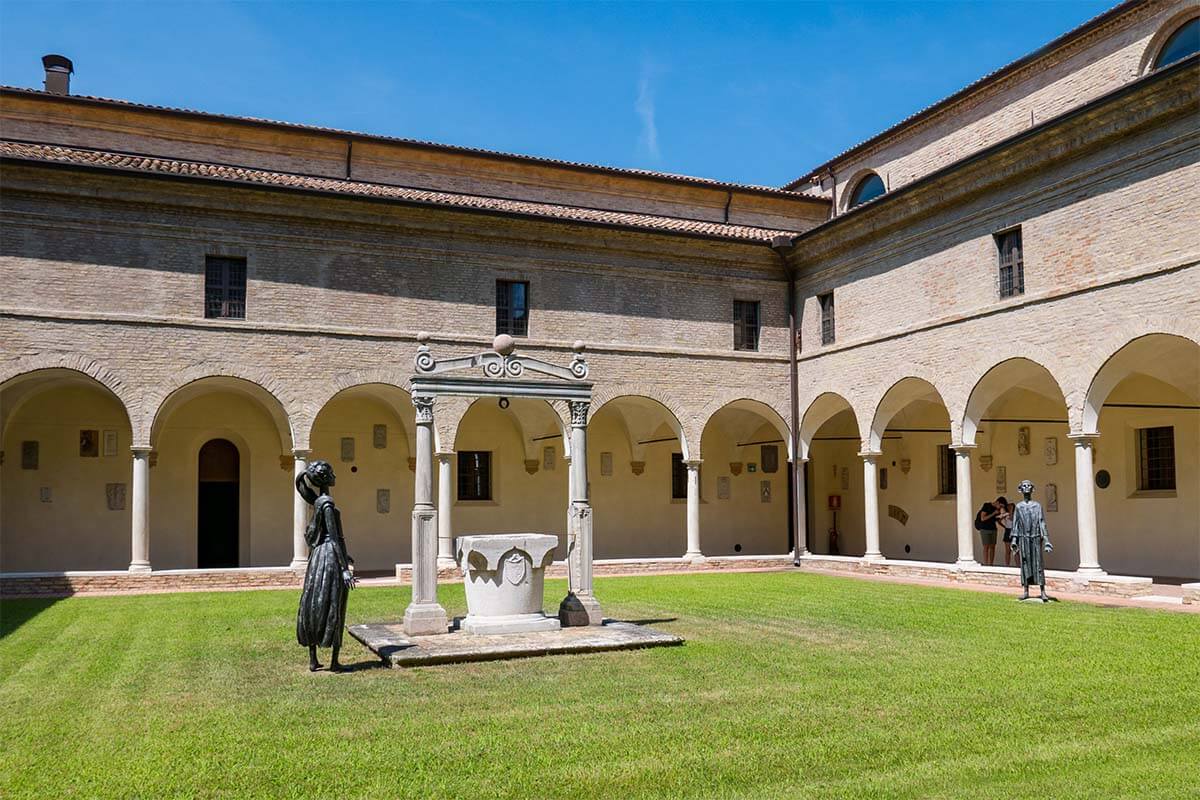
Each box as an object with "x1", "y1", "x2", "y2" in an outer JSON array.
[
  {"x1": 296, "y1": 495, "x2": 351, "y2": 648},
  {"x1": 1012, "y1": 501, "x2": 1047, "y2": 585}
]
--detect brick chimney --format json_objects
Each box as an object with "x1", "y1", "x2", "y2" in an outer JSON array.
[{"x1": 42, "y1": 54, "x2": 73, "y2": 95}]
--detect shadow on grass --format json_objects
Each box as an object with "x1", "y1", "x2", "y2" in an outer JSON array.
[
  {"x1": 615, "y1": 617, "x2": 678, "y2": 626},
  {"x1": 0, "y1": 597, "x2": 63, "y2": 640}
]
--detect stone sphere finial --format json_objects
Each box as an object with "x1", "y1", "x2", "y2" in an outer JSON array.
[
  {"x1": 417, "y1": 331, "x2": 431, "y2": 344},
  {"x1": 572, "y1": 340, "x2": 586, "y2": 354},
  {"x1": 493, "y1": 333, "x2": 516, "y2": 356}
]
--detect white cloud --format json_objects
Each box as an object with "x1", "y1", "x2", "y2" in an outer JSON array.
[{"x1": 636, "y1": 61, "x2": 660, "y2": 161}]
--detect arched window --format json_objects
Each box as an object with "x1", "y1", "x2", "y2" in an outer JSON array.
[
  {"x1": 1153, "y1": 17, "x2": 1199, "y2": 70},
  {"x1": 848, "y1": 172, "x2": 886, "y2": 208}
]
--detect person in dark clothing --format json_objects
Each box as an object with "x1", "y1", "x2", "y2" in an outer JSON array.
[
  {"x1": 295, "y1": 460, "x2": 355, "y2": 672},
  {"x1": 974, "y1": 501, "x2": 999, "y2": 566}
]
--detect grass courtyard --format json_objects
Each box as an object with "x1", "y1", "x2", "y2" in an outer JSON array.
[{"x1": 2, "y1": 571, "x2": 1198, "y2": 800}]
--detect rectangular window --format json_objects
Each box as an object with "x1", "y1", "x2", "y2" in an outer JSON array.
[
  {"x1": 996, "y1": 228, "x2": 1024, "y2": 298},
  {"x1": 496, "y1": 280, "x2": 530, "y2": 337},
  {"x1": 1137, "y1": 426, "x2": 1175, "y2": 491},
  {"x1": 819, "y1": 292, "x2": 835, "y2": 345},
  {"x1": 671, "y1": 453, "x2": 687, "y2": 500},
  {"x1": 457, "y1": 451, "x2": 492, "y2": 501},
  {"x1": 733, "y1": 300, "x2": 760, "y2": 351},
  {"x1": 937, "y1": 444, "x2": 957, "y2": 495},
  {"x1": 204, "y1": 256, "x2": 247, "y2": 319}
]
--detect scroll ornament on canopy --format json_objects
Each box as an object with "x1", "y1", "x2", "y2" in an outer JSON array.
[{"x1": 414, "y1": 332, "x2": 589, "y2": 381}]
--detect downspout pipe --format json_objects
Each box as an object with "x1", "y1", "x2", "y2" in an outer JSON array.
[{"x1": 770, "y1": 234, "x2": 806, "y2": 565}]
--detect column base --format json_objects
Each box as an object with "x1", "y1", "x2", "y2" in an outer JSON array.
[
  {"x1": 128, "y1": 561, "x2": 152, "y2": 573},
  {"x1": 436, "y1": 556, "x2": 458, "y2": 571},
  {"x1": 289, "y1": 558, "x2": 308, "y2": 571},
  {"x1": 682, "y1": 550, "x2": 706, "y2": 564},
  {"x1": 403, "y1": 602, "x2": 449, "y2": 636},
  {"x1": 863, "y1": 552, "x2": 886, "y2": 563},
  {"x1": 1075, "y1": 566, "x2": 1108, "y2": 578},
  {"x1": 956, "y1": 558, "x2": 980, "y2": 568},
  {"x1": 558, "y1": 592, "x2": 603, "y2": 627}
]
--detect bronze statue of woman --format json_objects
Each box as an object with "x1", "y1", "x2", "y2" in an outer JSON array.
[{"x1": 295, "y1": 460, "x2": 356, "y2": 671}]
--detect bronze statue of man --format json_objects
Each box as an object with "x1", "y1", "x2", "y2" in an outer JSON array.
[
  {"x1": 295, "y1": 460, "x2": 356, "y2": 671},
  {"x1": 1010, "y1": 479, "x2": 1053, "y2": 602}
]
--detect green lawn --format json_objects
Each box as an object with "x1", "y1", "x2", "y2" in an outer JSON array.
[{"x1": 2, "y1": 572, "x2": 1197, "y2": 800}]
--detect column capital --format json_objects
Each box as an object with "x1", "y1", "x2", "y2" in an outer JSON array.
[
  {"x1": 1067, "y1": 432, "x2": 1100, "y2": 445},
  {"x1": 292, "y1": 448, "x2": 311, "y2": 459},
  {"x1": 412, "y1": 394, "x2": 435, "y2": 424},
  {"x1": 858, "y1": 450, "x2": 882, "y2": 461},
  {"x1": 130, "y1": 446, "x2": 152, "y2": 457},
  {"x1": 952, "y1": 443, "x2": 978, "y2": 454},
  {"x1": 684, "y1": 458, "x2": 703, "y2": 469},
  {"x1": 567, "y1": 399, "x2": 590, "y2": 427},
  {"x1": 435, "y1": 450, "x2": 454, "y2": 461}
]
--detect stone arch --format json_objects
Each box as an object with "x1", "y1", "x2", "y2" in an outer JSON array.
[
  {"x1": 452, "y1": 396, "x2": 568, "y2": 463},
  {"x1": 585, "y1": 391, "x2": 691, "y2": 460},
  {"x1": 869, "y1": 376, "x2": 950, "y2": 452},
  {"x1": 1082, "y1": 332, "x2": 1200, "y2": 435},
  {"x1": 147, "y1": 367, "x2": 297, "y2": 452},
  {"x1": 697, "y1": 395, "x2": 791, "y2": 462},
  {"x1": 798, "y1": 392, "x2": 859, "y2": 460},
  {"x1": 1, "y1": 355, "x2": 139, "y2": 441},
  {"x1": 1139, "y1": 7, "x2": 1200, "y2": 74},
  {"x1": 961, "y1": 357, "x2": 1068, "y2": 446},
  {"x1": 841, "y1": 167, "x2": 886, "y2": 212},
  {"x1": 307, "y1": 379, "x2": 416, "y2": 457}
]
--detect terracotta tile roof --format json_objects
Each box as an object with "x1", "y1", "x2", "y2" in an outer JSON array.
[
  {"x1": 0, "y1": 139, "x2": 799, "y2": 243},
  {"x1": 0, "y1": 86, "x2": 825, "y2": 201},
  {"x1": 782, "y1": 0, "x2": 1141, "y2": 188}
]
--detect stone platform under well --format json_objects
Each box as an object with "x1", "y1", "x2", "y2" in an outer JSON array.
[{"x1": 348, "y1": 620, "x2": 682, "y2": 668}]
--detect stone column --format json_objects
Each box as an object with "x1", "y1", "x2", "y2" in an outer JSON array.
[
  {"x1": 129, "y1": 447, "x2": 152, "y2": 572},
  {"x1": 1070, "y1": 434, "x2": 1105, "y2": 575},
  {"x1": 683, "y1": 459, "x2": 704, "y2": 562},
  {"x1": 861, "y1": 451, "x2": 883, "y2": 561},
  {"x1": 436, "y1": 452, "x2": 455, "y2": 569},
  {"x1": 403, "y1": 395, "x2": 448, "y2": 636},
  {"x1": 793, "y1": 457, "x2": 809, "y2": 562},
  {"x1": 291, "y1": 449, "x2": 311, "y2": 569},
  {"x1": 560, "y1": 400, "x2": 602, "y2": 626},
  {"x1": 953, "y1": 445, "x2": 979, "y2": 566}
]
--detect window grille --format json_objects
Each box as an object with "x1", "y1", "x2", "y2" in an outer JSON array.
[
  {"x1": 671, "y1": 453, "x2": 687, "y2": 499},
  {"x1": 819, "y1": 292, "x2": 835, "y2": 345},
  {"x1": 733, "y1": 300, "x2": 760, "y2": 351},
  {"x1": 204, "y1": 256, "x2": 246, "y2": 319},
  {"x1": 996, "y1": 228, "x2": 1024, "y2": 298},
  {"x1": 457, "y1": 451, "x2": 492, "y2": 501},
  {"x1": 1137, "y1": 426, "x2": 1175, "y2": 491},
  {"x1": 937, "y1": 444, "x2": 957, "y2": 495},
  {"x1": 496, "y1": 280, "x2": 529, "y2": 336}
]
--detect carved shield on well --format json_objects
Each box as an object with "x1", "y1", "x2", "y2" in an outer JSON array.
[{"x1": 504, "y1": 551, "x2": 529, "y2": 586}]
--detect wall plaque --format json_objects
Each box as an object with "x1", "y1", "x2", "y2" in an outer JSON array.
[
  {"x1": 729, "y1": 462, "x2": 743, "y2": 476},
  {"x1": 761, "y1": 445, "x2": 779, "y2": 474},
  {"x1": 879, "y1": 468, "x2": 888, "y2": 490},
  {"x1": 376, "y1": 488, "x2": 390, "y2": 514},
  {"x1": 543, "y1": 446, "x2": 556, "y2": 471},
  {"x1": 630, "y1": 461, "x2": 645, "y2": 476},
  {"x1": 106, "y1": 483, "x2": 127, "y2": 511},
  {"x1": 887, "y1": 504, "x2": 909, "y2": 525},
  {"x1": 1045, "y1": 482, "x2": 1058, "y2": 512},
  {"x1": 40, "y1": 487, "x2": 52, "y2": 503},
  {"x1": 373, "y1": 424, "x2": 387, "y2": 449},
  {"x1": 760, "y1": 480, "x2": 771, "y2": 503},
  {"x1": 600, "y1": 452, "x2": 613, "y2": 477},
  {"x1": 21, "y1": 440, "x2": 39, "y2": 470},
  {"x1": 103, "y1": 430, "x2": 119, "y2": 457},
  {"x1": 840, "y1": 467, "x2": 850, "y2": 490},
  {"x1": 979, "y1": 455, "x2": 992, "y2": 472},
  {"x1": 340, "y1": 437, "x2": 355, "y2": 462},
  {"x1": 717, "y1": 476, "x2": 731, "y2": 500},
  {"x1": 1018, "y1": 427, "x2": 1031, "y2": 456},
  {"x1": 1044, "y1": 437, "x2": 1058, "y2": 466},
  {"x1": 80, "y1": 429, "x2": 99, "y2": 458},
  {"x1": 995, "y1": 465, "x2": 1007, "y2": 493}
]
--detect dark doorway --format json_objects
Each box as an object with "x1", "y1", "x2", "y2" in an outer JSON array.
[{"x1": 198, "y1": 438, "x2": 239, "y2": 568}]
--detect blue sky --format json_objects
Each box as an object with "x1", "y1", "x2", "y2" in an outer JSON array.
[{"x1": 0, "y1": 1, "x2": 1114, "y2": 187}]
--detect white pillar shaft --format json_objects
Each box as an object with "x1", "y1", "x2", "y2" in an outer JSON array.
[
  {"x1": 1073, "y1": 438, "x2": 1103, "y2": 573},
  {"x1": 862, "y1": 454, "x2": 882, "y2": 559},
  {"x1": 794, "y1": 459, "x2": 808, "y2": 559},
  {"x1": 437, "y1": 453, "x2": 454, "y2": 566},
  {"x1": 571, "y1": 426, "x2": 587, "y2": 503},
  {"x1": 684, "y1": 461, "x2": 702, "y2": 559},
  {"x1": 403, "y1": 396, "x2": 448, "y2": 635},
  {"x1": 955, "y1": 448, "x2": 977, "y2": 565},
  {"x1": 130, "y1": 449, "x2": 151, "y2": 571},
  {"x1": 291, "y1": 451, "x2": 310, "y2": 568}
]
